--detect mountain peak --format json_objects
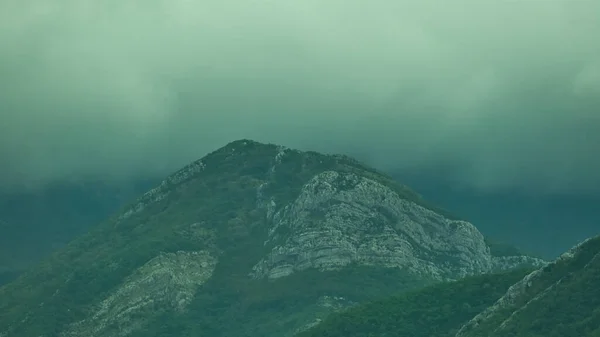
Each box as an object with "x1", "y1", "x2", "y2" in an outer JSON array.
[{"x1": 0, "y1": 140, "x2": 544, "y2": 337}]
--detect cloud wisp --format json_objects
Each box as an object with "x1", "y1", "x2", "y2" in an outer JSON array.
[{"x1": 1, "y1": 0, "x2": 599, "y2": 194}]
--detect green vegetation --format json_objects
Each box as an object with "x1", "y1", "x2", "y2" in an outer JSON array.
[
  {"x1": 485, "y1": 237, "x2": 525, "y2": 257},
  {"x1": 296, "y1": 237, "x2": 600, "y2": 337},
  {"x1": 131, "y1": 266, "x2": 431, "y2": 337},
  {"x1": 296, "y1": 268, "x2": 533, "y2": 337},
  {"x1": 460, "y1": 236, "x2": 600, "y2": 337}
]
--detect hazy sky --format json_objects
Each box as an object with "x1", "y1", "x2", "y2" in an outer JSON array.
[{"x1": 1, "y1": 0, "x2": 599, "y2": 194}]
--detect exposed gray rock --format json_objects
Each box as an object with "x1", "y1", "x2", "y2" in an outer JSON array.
[
  {"x1": 60, "y1": 250, "x2": 216, "y2": 337},
  {"x1": 455, "y1": 237, "x2": 594, "y2": 337},
  {"x1": 251, "y1": 171, "x2": 544, "y2": 281},
  {"x1": 316, "y1": 295, "x2": 355, "y2": 310}
]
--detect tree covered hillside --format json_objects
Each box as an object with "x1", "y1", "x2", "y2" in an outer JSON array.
[{"x1": 297, "y1": 268, "x2": 532, "y2": 337}]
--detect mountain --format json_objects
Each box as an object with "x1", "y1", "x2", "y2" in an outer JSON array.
[
  {"x1": 0, "y1": 140, "x2": 543, "y2": 337},
  {"x1": 0, "y1": 179, "x2": 155, "y2": 285},
  {"x1": 299, "y1": 235, "x2": 600, "y2": 337}
]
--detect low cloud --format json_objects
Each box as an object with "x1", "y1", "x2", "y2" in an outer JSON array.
[{"x1": 1, "y1": 0, "x2": 599, "y2": 194}]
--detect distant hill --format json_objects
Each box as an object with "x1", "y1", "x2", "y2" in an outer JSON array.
[
  {"x1": 0, "y1": 179, "x2": 155, "y2": 284},
  {"x1": 0, "y1": 140, "x2": 542, "y2": 337}
]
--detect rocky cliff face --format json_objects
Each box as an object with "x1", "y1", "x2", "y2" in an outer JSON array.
[
  {"x1": 251, "y1": 169, "x2": 544, "y2": 281},
  {"x1": 0, "y1": 140, "x2": 545, "y2": 337}
]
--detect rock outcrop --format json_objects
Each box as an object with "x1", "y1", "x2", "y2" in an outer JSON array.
[
  {"x1": 251, "y1": 170, "x2": 544, "y2": 281},
  {"x1": 61, "y1": 251, "x2": 216, "y2": 337}
]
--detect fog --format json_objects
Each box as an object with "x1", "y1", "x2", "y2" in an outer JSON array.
[{"x1": 1, "y1": 0, "x2": 599, "y2": 194}]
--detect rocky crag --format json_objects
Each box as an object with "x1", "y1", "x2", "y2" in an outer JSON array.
[
  {"x1": 0, "y1": 140, "x2": 544, "y2": 337},
  {"x1": 250, "y1": 169, "x2": 543, "y2": 281}
]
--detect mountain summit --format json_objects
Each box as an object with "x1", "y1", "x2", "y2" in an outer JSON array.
[{"x1": 0, "y1": 139, "x2": 544, "y2": 337}]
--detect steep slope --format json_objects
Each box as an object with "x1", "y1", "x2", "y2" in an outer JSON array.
[
  {"x1": 456, "y1": 235, "x2": 600, "y2": 337},
  {"x1": 296, "y1": 268, "x2": 533, "y2": 337},
  {"x1": 0, "y1": 140, "x2": 544, "y2": 337},
  {"x1": 296, "y1": 235, "x2": 600, "y2": 337}
]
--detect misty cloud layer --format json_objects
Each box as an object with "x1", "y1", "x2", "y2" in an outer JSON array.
[{"x1": 1, "y1": 0, "x2": 599, "y2": 194}]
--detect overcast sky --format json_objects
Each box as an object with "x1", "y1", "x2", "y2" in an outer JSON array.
[{"x1": 1, "y1": 0, "x2": 599, "y2": 195}]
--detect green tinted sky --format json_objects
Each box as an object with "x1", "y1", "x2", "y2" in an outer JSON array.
[{"x1": 1, "y1": 0, "x2": 599, "y2": 194}]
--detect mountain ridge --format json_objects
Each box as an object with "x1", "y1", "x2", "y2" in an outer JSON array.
[{"x1": 455, "y1": 234, "x2": 600, "y2": 337}]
